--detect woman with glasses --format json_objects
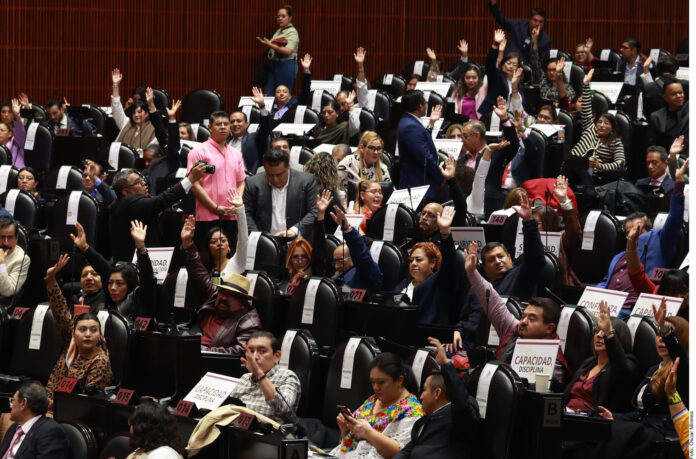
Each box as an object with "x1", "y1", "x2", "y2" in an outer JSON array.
[
  {"x1": 16, "y1": 167, "x2": 42, "y2": 201},
  {"x1": 479, "y1": 29, "x2": 525, "y2": 116},
  {"x1": 352, "y1": 180, "x2": 385, "y2": 234},
  {"x1": 337, "y1": 131, "x2": 391, "y2": 189},
  {"x1": 573, "y1": 39, "x2": 598, "y2": 73},
  {"x1": 530, "y1": 56, "x2": 575, "y2": 109}
]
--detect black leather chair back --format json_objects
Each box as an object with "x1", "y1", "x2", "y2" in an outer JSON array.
[
  {"x1": 82, "y1": 104, "x2": 107, "y2": 135},
  {"x1": 309, "y1": 90, "x2": 336, "y2": 112},
  {"x1": 300, "y1": 107, "x2": 321, "y2": 125},
  {"x1": 45, "y1": 166, "x2": 85, "y2": 192},
  {"x1": 281, "y1": 329, "x2": 320, "y2": 416},
  {"x1": 475, "y1": 297, "x2": 524, "y2": 348},
  {"x1": 97, "y1": 143, "x2": 137, "y2": 172},
  {"x1": 372, "y1": 90, "x2": 393, "y2": 122},
  {"x1": 551, "y1": 49, "x2": 572, "y2": 61},
  {"x1": 47, "y1": 192, "x2": 99, "y2": 251},
  {"x1": 60, "y1": 419, "x2": 98, "y2": 459},
  {"x1": 557, "y1": 110, "x2": 577, "y2": 153},
  {"x1": 182, "y1": 89, "x2": 224, "y2": 124},
  {"x1": 102, "y1": 311, "x2": 130, "y2": 388},
  {"x1": 152, "y1": 88, "x2": 171, "y2": 111},
  {"x1": 246, "y1": 270, "x2": 280, "y2": 335},
  {"x1": 23, "y1": 123, "x2": 54, "y2": 174},
  {"x1": 538, "y1": 252, "x2": 562, "y2": 296},
  {"x1": 0, "y1": 189, "x2": 38, "y2": 229},
  {"x1": 15, "y1": 222, "x2": 29, "y2": 251},
  {"x1": 0, "y1": 145, "x2": 10, "y2": 166},
  {"x1": 592, "y1": 91, "x2": 611, "y2": 114},
  {"x1": 408, "y1": 348, "x2": 440, "y2": 393},
  {"x1": 250, "y1": 233, "x2": 284, "y2": 280},
  {"x1": 157, "y1": 267, "x2": 198, "y2": 326},
  {"x1": 467, "y1": 362, "x2": 524, "y2": 459},
  {"x1": 614, "y1": 112, "x2": 633, "y2": 161},
  {"x1": 296, "y1": 147, "x2": 314, "y2": 166},
  {"x1": 240, "y1": 105, "x2": 261, "y2": 124},
  {"x1": 568, "y1": 63, "x2": 586, "y2": 97},
  {"x1": 372, "y1": 74, "x2": 406, "y2": 99},
  {"x1": 196, "y1": 125, "x2": 211, "y2": 143},
  {"x1": 568, "y1": 210, "x2": 624, "y2": 283},
  {"x1": 179, "y1": 143, "x2": 194, "y2": 167},
  {"x1": 98, "y1": 433, "x2": 131, "y2": 459},
  {"x1": 631, "y1": 316, "x2": 659, "y2": 375},
  {"x1": 321, "y1": 337, "x2": 380, "y2": 425},
  {"x1": 426, "y1": 92, "x2": 446, "y2": 117},
  {"x1": 10, "y1": 304, "x2": 63, "y2": 383},
  {"x1": 672, "y1": 223, "x2": 689, "y2": 269},
  {"x1": 288, "y1": 277, "x2": 343, "y2": 350},
  {"x1": 527, "y1": 126, "x2": 548, "y2": 168},
  {"x1": 349, "y1": 109, "x2": 377, "y2": 146},
  {"x1": 365, "y1": 204, "x2": 417, "y2": 245},
  {"x1": 402, "y1": 61, "x2": 430, "y2": 80},
  {"x1": 28, "y1": 104, "x2": 48, "y2": 123},
  {"x1": 370, "y1": 240, "x2": 406, "y2": 291},
  {"x1": 562, "y1": 305, "x2": 595, "y2": 374}
]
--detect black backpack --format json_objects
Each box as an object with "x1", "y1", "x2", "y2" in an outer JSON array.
[{"x1": 595, "y1": 179, "x2": 646, "y2": 215}]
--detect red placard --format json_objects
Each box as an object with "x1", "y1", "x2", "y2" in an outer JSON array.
[
  {"x1": 174, "y1": 400, "x2": 195, "y2": 417},
  {"x1": 235, "y1": 412, "x2": 256, "y2": 430},
  {"x1": 12, "y1": 307, "x2": 29, "y2": 319},
  {"x1": 56, "y1": 377, "x2": 78, "y2": 393},
  {"x1": 134, "y1": 317, "x2": 151, "y2": 331},
  {"x1": 488, "y1": 214, "x2": 508, "y2": 226},
  {"x1": 349, "y1": 288, "x2": 367, "y2": 302},
  {"x1": 649, "y1": 268, "x2": 669, "y2": 282},
  {"x1": 74, "y1": 304, "x2": 91, "y2": 316},
  {"x1": 114, "y1": 388, "x2": 135, "y2": 405}
]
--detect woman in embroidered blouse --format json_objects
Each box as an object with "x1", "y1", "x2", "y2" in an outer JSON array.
[
  {"x1": 332, "y1": 353, "x2": 423, "y2": 458},
  {"x1": 338, "y1": 132, "x2": 391, "y2": 189},
  {"x1": 44, "y1": 253, "x2": 113, "y2": 416}
]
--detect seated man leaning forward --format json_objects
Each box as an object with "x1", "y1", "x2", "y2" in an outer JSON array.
[{"x1": 230, "y1": 331, "x2": 301, "y2": 423}]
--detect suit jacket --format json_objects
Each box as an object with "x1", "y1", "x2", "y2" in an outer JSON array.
[
  {"x1": 636, "y1": 176, "x2": 675, "y2": 195},
  {"x1": 396, "y1": 112, "x2": 443, "y2": 199},
  {"x1": 643, "y1": 76, "x2": 689, "y2": 118},
  {"x1": 489, "y1": 2, "x2": 551, "y2": 63},
  {"x1": 647, "y1": 102, "x2": 689, "y2": 153},
  {"x1": 243, "y1": 169, "x2": 318, "y2": 238},
  {"x1": 393, "y1": 362, "x2": 479, "y2": 459},
  {"x1": 480, "y1": 47, "x2": 527, "y2": 116},
  {"x1": 43, "y1": 114, "x2": 93, "y2": 137},
  {"x1": 0, "y1": 416, "x2": 69, "y2": 459},
  {"x1": 229, "y1": 112, "x2": 272, "y2": 173}
]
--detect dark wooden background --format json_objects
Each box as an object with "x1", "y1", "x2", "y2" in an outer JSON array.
[{"x1": 0, "y1": 0, "x2": 688, "y2": 108}]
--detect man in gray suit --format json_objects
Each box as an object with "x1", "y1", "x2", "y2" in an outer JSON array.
[{"x1": 243, "y1": 149, "x2": 318, "y2": 239}]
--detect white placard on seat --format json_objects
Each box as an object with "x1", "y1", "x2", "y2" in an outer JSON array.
[
  {"x1": 510, "y1": 339, "x2": 560, "y2": 382},
  {"x1": 191, "y1": 123, "x2": 200, "y2": 139},
  {"x1": 311, "y1": 80, "x2": 341, "y2": 97},
  {"x1": 488, "y1": 325, "x2": 500, "y2": 346},
  {"x1": 241, "y1": 105, "x2": 252, "y2": 120},
  {"x1": 581, "y1": 210, "x2": 601, "y2": 251},
  {"x1": 577, "y1": 286, "x2": 629, "y2": 317},
  {"x1": 630, "y1": 293, "x2": 683, "y2": 318},
  {"x1": 4, "y1": 189, "x2": 20, "y2": 215},
  {"x1": 557, "y1": 306, "x2": 574, "y2": 352},
  {"x1": 96, "y1": 310, "x2": 109, "y2": 333},
  {"x1": 28, "y1": 305, "x2": 49, "y2": 350},
  {"x1": 369, "y1": 241, "x2": 384, "y2": 264},
  {"x1": 333, "y1": 74, "x2": 343, "y2": 82},
  {"x1": 272, "y1": 123, "x2": 316, "y2": 136},
  {"x1": 676, "y1": 67, "x2": 689, "y2": 81},
  {"x1": 56, "y1": 165, "x2": 72, "y2": 190},
  {"x1": 487, "y1": 208, "x2": 517, "y2": 225},
  {"x1": 415, "y1": 81, "x2": 452, "y2": 98},
  {"x1": 600, "y1": 49, "x2": 611, "y2": 61},
  {"x1": 290, "y1": 146, "x2": 302, "y2": 167},
  {"x1": 0, "y1": 165, "x2": 11, "y2": 194},
  {"x1": 515, "y1": 231, "x2": 562, "y2": 258},
  {"x1": 476, "y1": 363, "x2": 497, "y2": 419},
  {"x1": 627, "y1": 315, "x2": 642, "y2": 346},
  {"x1": 413, "y1": 61, "x2": 425, "y2": 76},
  {"x1": 132, "y1": 247, "x2": 174, "y2": 284},
  {"x1": 366, "y1": 90, "x2": 378, "y2": 111},
  {"x1": 652, "y1": 212, "x2": 668, "y2": 230},
  {"x1": 529, "y1": 124, "x2": 564, "y2": 137},
  {"x1": 66, "y1": 190, "x2": 82, "y2": 225},
  {"x1": 313, "y1": 144, "x2": 335, "y2": 155},
  {"x1": 173, "y1": 268, "x2": 188, "y2": 308},
  {"x1": 311, "y1": 90, "x2": 324, "y2": 112},
  {"x1": 340, "y1": 337, "x2": 362, "y2": 389},
  {"x1": 301, "y1": 278, "x2": 322, "y2": 324},
  {"x1": 589, "y1": 82, "x2": 624, "y2": 104},
  {"x1": 412, "y1": 349, "x2": 429, "y2": 388},
  {"x1": 383, "y1": 74, "x2": 394, "y2": 85},
  {"x1": 279, "y1": 330, "x2": 298, "y2": 368},
  {"x1": 451, "y1": 227, "x2": 486, "y2": 254},
  {"x1": 183, "y1": 372, "x2": 240, "y2": 411},
  {"x1": 293, "y1": 105, "x2": 307, "y2": 124},
  {"x1": 386, "y1": 185, "x2": 429, "y2": 210},
  {"x1": 490, "y1": 114, "x2": 501, "y2": 132},
  {"x1": 433, "y1": 139, "x2": 464, "y2": 160},
  {"x1": 383, "y1": 204, "x2": 399, "y2": 242},
  {"x1": 24, "y1": 123, "x2": 39, "y2": 150},
  {"x1": 549, "y1": 49, "x2": 558, "y2": 59},
  {"x1": 108, "y1": 142, "x2": 121, "y2": 170},
  {"x1": 245, "y1": 231, "x2": 261, "y2": 270},
  {"x1": 333, "y1": 214, "x2": 365, "y2": 240}
]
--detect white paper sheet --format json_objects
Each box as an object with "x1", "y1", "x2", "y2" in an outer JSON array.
[
  {"x1": 279, "y1": 330, "x2": 298, "y2": 368},
  {"x1": 369, "y1": 241, "x2": 384, "y2": 264},
  {"x1": 383, "y1": 204, "x2": 398, "y2": 242},
  {"x1": 24, "y1": 123, "x2": 39, "y2": 150},
  {"x1": 65, "y1": 190, "x2": 82, "y2": 225},
  {"x1": 411, "y1": 350, "x2": 429, "y2": 387},
  {"x1": 245, "y1": 232, "x2": 261, "y2": 270},
  {"x1": 173, "y1": 268, "x2": 188, "y2": 308},
  {"x1": 4, "y1": 189, "x2": 20, "y2": 216},
  {"x1": 108, "y1": 142, "x2": 121, "y2": 170},
  {"x1": 476, "y1": 363, "x2": 497, "y2": 419},
  {"x1": 28, "y1": 305, "x2": 49, "y2": 350},
  {"x1": 293, "y1": 105, "x2": 307, "y2": 124},
  {"x1": 56, "y1": 165, "x2": 72, "y2": 190},
  {"x1": 0, "y1": 165, "x2": 10, "y2": 194},
  {"x1": 581, "y1": 210, "x2": 601, "y2": 251},
  {"x1": 301, "y1": 278, "x2": 321, "y2": 324},
  {"x1": 340, "y1": 337, "x2": 362, "y2": 389}
]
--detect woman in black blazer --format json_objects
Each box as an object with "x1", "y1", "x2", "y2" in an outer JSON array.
[{"x1": 479, "y1": 29, "x2": 526, "y2": 116}]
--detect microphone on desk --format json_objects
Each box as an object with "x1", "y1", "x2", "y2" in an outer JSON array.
[{"x1": 274, "y1": 386, "x2": 305, "y2": 438}]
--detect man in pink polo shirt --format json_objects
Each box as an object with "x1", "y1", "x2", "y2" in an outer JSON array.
[{"x1": 188, "y1": 110, "x2": 247, "y2": 245}]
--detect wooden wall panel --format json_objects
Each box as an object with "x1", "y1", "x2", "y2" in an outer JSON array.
[{"x1": 0, "y1": 0, "x2": 688, "y2": 109}]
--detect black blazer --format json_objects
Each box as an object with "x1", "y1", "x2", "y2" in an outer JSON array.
[
  {"x1": 243, "y1": 168, "x2": 318, "y2": 239},
  {"x1": 393, "y1": 362, "x2": 479, "y2": 459},
  {"x1": 635, "y1": 176, "x2": 675, "y2": 195},
  {"x1": 0, "y1": 417, "x2": 69, "y2": 459},
  {"x1": 489, "y1": 1, "x2": 551, "y2": 63},
  {"x1": 647, "y1": 102, "x2": 689, "y2": 154},
  {"x1": 237, "y1": 111, "x2": 272, "y2": 173}
]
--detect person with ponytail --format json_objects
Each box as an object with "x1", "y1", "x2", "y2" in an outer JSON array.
[{"x1": 44, "y1": 253, "x2": 113, "y2": 416}]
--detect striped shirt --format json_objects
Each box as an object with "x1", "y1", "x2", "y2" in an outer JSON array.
[
  {"x1": 230, "y1": 365, "x2": 301, "y2": 423},
  {"x1": 571, "y1": 84, "x2": 625, "y2": 171}
]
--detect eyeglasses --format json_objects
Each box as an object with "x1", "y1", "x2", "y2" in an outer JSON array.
[
  {"x1": 366, "y1": 145, "x2": 383, "y2": 152},
  {"x1": 8, "y1": 398, "x2": 18, "y2": 408},
  {"x1": 332, "y1": 257, "x2": 351, "y2": 265},
  {"x1": 123, "y1": 178, "x2": 146, "y2": 189}
]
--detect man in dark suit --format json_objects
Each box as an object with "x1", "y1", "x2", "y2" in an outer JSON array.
[
  {"x1": 636, "y1": 146, "x2": 675, "y2": 195},
  {"x1": 0, "y1": 380, "x2": 69, "y2": 458},
  {"x1": 43, "y1": 98, "x2": 93, "y2": 136},
  {"x1": 641, "y1": 55, "x2": 689, "y2": 118},
  {"x1": 394, "y1": 338, "x2": 478, "y2": 459},
  {"x1": 396, "y1": 90, "x2": 443, "y2": 200},
  {"x1": 489, "y1": 1, "x2": 551, "y2": 63},
  {"x1": 110, "y1": 163, "x2": 206, "y2": 261},
  {"x1": 647, "y1": 77, "x2": 689, "y2": 154},
  {"x1": 243, "y1": 149, "x2": 317, "y2": 238},
  {"x1": 228, "y1": 87, "x2": 272, "y2": 173}
]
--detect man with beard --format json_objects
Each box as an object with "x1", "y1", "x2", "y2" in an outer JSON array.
[{"x1": 0, "y1": 218, "x2": 30, "y2": 303}]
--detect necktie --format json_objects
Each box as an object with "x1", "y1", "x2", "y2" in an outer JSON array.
[{"x1": 3, "y1": 426, "x2": 24, "y2": 459}]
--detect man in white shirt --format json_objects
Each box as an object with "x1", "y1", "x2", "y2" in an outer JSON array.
[
  {"x1": 0, "y1": 219, "x2": 30, "y2": 304},
  {"x1": 0, "y1": 381, "x2": 69, "y2": 458}
]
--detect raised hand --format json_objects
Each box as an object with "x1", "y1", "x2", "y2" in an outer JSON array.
[
  {"x1": 429, "y1": 104, "x2": 442, "y2": 125},
  {"x1": 494, "y1": 29, "x2": 506, "y2": 45},
  {"x1": 227, "y1": 188, "x2": 243, "y2": 209},
  {"x1": 447, "y1": 331, "x2": 463, "y2": 354},
  {"x1": 166, "y1": 99, "x2": 181, "y2": 120},
  {"x1": 439, "y1": 155, "x2": 456, "y2": 180},
  {"x1": 531, "y1": 26, "x2": 540, "y2": 44},
  {"x1": 514, "y1": 192, "x2": 532, "y2": 221},
  {"x1": 511, "y1": 67, "x2": 523, "y2": 88},
  {"x1": 458, "y1": 39, "x2": 469, "y2": 57},
  {"x1": 300, "y1": 53, "x2": 312, "y2": 72},
  {"x1": 493, "y1": 96, "x2": 508, "y2": 120},
  {"x1": 595, "y1": 301, "x2": 613, "y2": 334},
  {"x1": 585, "y1": 38, "x2": 594, "y2": 51},
  {"x1": 180, "y1": 215, "x2": 195, "y2": 249},
  {"x1": 130, "y1": 220, "x2": 148, "y2": 247},
  {"x1": 555, "y1": 57, "x2": 567, "y2": 75},
  {"x1": 642, "y1": 54, "x2": 653, "y2": 74},
  {"x1": 489, "y1": 140, "x2": 511, "y2": 151},
  {"x1": 18, "y1": 92, "x2": 30, "y2": 109},
  {"x1": 436, "y1": 206, "x2": 456, "y2": 233},
  {"x1": 553, "y1": 175, "x2": 569, "y2": 202},
  {"x1": 464, "y1": 241, "x2": 478, "y2": 274},
  {"x1": 240, "y1": 344, "x2": 264, "y2": 379},
  {"x1": 329, "y1": 204, "x2": 348, "y2": 230},
  {"x1": 46, "y1": 253, "x2": 70, "y2": 279},
  {"x1": 652, "y1": 297, "x2": 668, "y2": 329},
  {"x1": 427, "y1": 337, "x2": 450, "y2": 366},
  {"x1": 251, "y1": 87, "x2": 266, "y2": 107},
  {"x1": 583, "y1": 68, "x2": 594, "y2": 85},
  {"x1": 112, "y1": 68, "x2": 123, "y2": 85},
  {"x1": 665, "y1": 357, "x2": 680, "y2": 395},
  {"x1": 626, "y1": 221, "x2": 643, "y2": 251},
  {"x1": 145, "y1": 87, "x2": 156, "y2": 111},
  {"x1": 669, "y1": 135, "x2": 685, "y2": 160},
  {"x1": 188, "y1": 162, "x2": 207, "y2": 183},
  {"x1": 70, "y1": 222, "x2": 89, "y2": 252},
  {"x1": 511, "y1": 109, "x2": 524, "y2": 133},
  {"x1": 675, "y1": 158, "x2": 689, "y2": 182},
  {"x1": 316, "y1": 189, "x2": 333, "y2": 219},
  {"x1": 346, "y1": 90, "x2": 357, "y2": 106},
  {"x1": 426, "y1": 47, "x2": 437, "y2": 62},
  {"x1": 354, "y1": 47, "x2": 366, "y2": 65},
  {"x1": 11, "y1": 99, "x2": 21, "y2": 120},
  {"x1": 63, "y1": 96, "x2": 70, "y2": 107}
]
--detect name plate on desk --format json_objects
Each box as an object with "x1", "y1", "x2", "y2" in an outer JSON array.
[
  {"x1": 577, "y1": 287, "x2": 628, "y2": 316},
  {"x1": 386, "y1": 186, "x2": 429, "y2": 210},
  {"x1": 451, "y1": 227, "x2": 486, "y2": 253},
  {"x1": 272, "y1": 123, "x2": 316, "y2": 136},
  {"x1": 415, "y1": 81, "x2": 451, "y2": 98},
  {"x1": 114, "y1": 388, "x2": 136, "y2": 405},
  {"x1": 589, "y1": 82, "x2": 624, "y2": 104},
  {"x1": 310, "y1": 80, "x2": 341, "y2": 96},
  {"x1": 515, "y1": 231, "x2": 561, "y2": 258},
  {"x1": 183, "y1": 372, "x2": 240, "y2": 411},
  {"x1": 630, "y1": 293, "x2": 683, "y2": 318},
  {"x1": 433, "y1": 139, "x2": 463, "y2": 159},
  {"x1": 510, "y1": 339, "x2": 560, "y2": 382},
  {"x1": 349, "y1": 289, "x2": 367, "y2": 302},
  {"x1": 132, "y1": 247, "x2": 174, "y2": 284},
  {"x1": 56, "y1": 377, "x2": 78, "y2": 393}
]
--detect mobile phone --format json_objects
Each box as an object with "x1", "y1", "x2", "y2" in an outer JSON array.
[{"x1": 337, "y1": 404, "x2": 352, "y2": 417}]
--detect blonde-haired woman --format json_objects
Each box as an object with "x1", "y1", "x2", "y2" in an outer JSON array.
[{"x1": 338, "y1": 131, "x2": 391, "y2": 189}]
